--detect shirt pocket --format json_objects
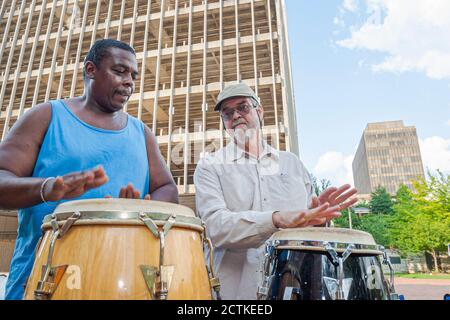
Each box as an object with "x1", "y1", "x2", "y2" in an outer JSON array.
[
  {"x1": 268, "y1": 172, "x2": 308, "y2": 209},
  {"x1": 219, "y1": 173, "x2": 255, "y2": 211}
]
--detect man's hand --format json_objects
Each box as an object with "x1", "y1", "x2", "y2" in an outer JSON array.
[
  {"x1": 272, "y1": 203, "x2": 342, "y2": 229},
  {"x1": 308, "y1": 184, "x2": 358, "y2": 224},
  {"x1": 43, "y1": 166, "x2": 109, "y2": 202},
  {"x1": 104, "y1": 183, "x2": 151, "y2": 200},
  {"x1": 311, "y1": 184, "x2": 358, "y2": 211}
]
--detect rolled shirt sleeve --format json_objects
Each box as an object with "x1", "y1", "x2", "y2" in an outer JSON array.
[{"x1": 194, "y1": 159, "x2": 278, "y2": 250}]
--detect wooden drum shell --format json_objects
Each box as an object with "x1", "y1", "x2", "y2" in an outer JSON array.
[{"x1": 23, "y1": 200, "x2": 212, "y2": 300}]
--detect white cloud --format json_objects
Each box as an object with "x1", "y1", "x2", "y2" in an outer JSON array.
[
  {"x1": 343, "y1": 0, "x2": 359, "y2": 12},
  {"x1": 333, "y1": 16, "x2": 345, "y2": 28},
  {"x1": 313, "y1": 152, "x2": 355, "y2": 187},
  {"x1": 419, "y1": 136, "x2": 450, "y2": 174},
  {"x1": 337, "y1": 0, "x2": 450, "y2": 80},
  {"x1": 312, "y1": 138, "x2": 449, "y2": 190}
]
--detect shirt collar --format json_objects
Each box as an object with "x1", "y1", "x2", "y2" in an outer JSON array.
[{"x1": 224, "y1": 140, "x2": 279, "y2": 162}]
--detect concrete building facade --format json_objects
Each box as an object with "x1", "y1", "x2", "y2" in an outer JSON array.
[
  {"x1": 0, "y1": 0, "x2": 298, "y2": 271},
  {"x1": 352, "y1": 121, "x2": 425, "y2": 195}
]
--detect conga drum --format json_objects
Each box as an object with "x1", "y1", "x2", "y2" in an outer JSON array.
[
  {"x1": 257, "y1": 228, "x2": 399, "y2": 300},
  {"x1": 24, "y1": 199, "x2": 220, "y2": 300}
]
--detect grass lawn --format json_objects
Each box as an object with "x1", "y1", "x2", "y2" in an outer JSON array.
[{"x1": 395, "y1": 273, "x2": 450, "y2": 280}]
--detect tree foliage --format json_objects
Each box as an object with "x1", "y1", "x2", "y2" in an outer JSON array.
[
  {"x1": 333, "y1": 208, "x2": 358, "y2": 229},
  {"x1": 358, "y1": 175, "x2": 449, "y2": 271},
  {"x1": 357, "y1": 214, "x2": 393, "y2": 247},
  {"x1": 316, "y1": 172, "x2": 449, "y2": 272},
  {"x1": 388, "y1": 172, "x2": 450, "y2": 272},
  {"x1": 311, "y1": 174, "x2": 331, "y2": 196},
  {"x1": 333, "y1": 208, "x2": 392, "y2": 247},
  {"x1": 369, "y1": 186, "x2": 394, "y2": 214}
]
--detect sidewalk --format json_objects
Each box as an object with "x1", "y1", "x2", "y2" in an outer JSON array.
[{"x1": 394, "y1": 277, "x2": 450, "y2": 300}]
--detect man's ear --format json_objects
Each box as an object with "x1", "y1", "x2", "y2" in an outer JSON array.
[
  {"x1": 84, "y1": 61, "x2": 96, "y2": 80},
  {"x1": 257, "y1": 105, "x2": 264, "y2": 127}
]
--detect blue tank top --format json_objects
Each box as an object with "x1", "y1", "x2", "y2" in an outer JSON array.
[{"x1": 5, "y1": 100, "x2": 150, "y2": 299}]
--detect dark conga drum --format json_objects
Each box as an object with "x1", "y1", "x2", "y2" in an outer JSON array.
[{"x1": 257, "y1": 228, "x2": 400, "y2": 300}]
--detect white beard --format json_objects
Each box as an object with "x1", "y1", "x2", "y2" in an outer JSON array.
[{"x1": 232, "y1": 127, "x2": 258, "y2": 146}]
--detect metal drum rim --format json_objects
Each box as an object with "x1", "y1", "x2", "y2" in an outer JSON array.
[
  {"x1": 42, "y1": 210, "x2": 203, "y2": 231},
  {"x1": 269, "y1": 239, "x2": 383, "y2": 255}
]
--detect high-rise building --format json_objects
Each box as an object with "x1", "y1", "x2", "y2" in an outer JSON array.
[
  {"x1": 352, "y1": 121, "x2": 425, "y2": 195},
  {"x1": 0, "y1": 0, "x2": 297, "y2": 271},
  {"x1": 0, "y1": 0, "x2": 297, "y2": 203}
]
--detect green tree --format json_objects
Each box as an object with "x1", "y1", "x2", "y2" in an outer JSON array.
[
  {"x1": 334, "y1": 208, "x2": 391, "y2": 247},
  {"x1": 311, "y1": 174, "x2": 331, "y2": 196},
  {"x1": 388, "y1": 185, "x2": 415, "y2": 257},
  {"x1": 389, "y1": 174, "x2": 450, "y2": 272},
  {"x1": 357, "y1": 213, "x2": 392, "y2": 247},
  {"x1": 369, "y1": 186, "x2": 394, "y2": 214},
  {"x1": 333, "y1": 208, "x2": 360, "y2": 229},
  {"x1": 356, "y1": 200, "x2": 370, "y2": 209},
  {"x1": 426, "y1": 170, "x2": 450, "y2": 213}
]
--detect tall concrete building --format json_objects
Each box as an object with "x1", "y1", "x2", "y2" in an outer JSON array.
[
  {"x1": 352, "y1": 121, "x2": 425, "y2": 195},
  {"x1": 0, "y1": 0, "x2": 298, "y2": 271}
]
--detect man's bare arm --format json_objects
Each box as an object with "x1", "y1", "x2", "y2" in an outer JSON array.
[
  {"x1": 0, "y1": 103, "x2": 52, "y2": 209},
  {"x1": 0, "y1": 104, "x2": 109, "y2": 210},
  {"x1": 144, "y1": 125, "x2": 179, "y2": 204}
]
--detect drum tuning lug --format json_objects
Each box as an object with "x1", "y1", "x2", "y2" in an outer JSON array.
[
  {"x1": 324, "y1": 243, "x2": 339, "y2": 266},
  {"x1": 209, "y1": 277, "x2": 221, "y2": 295},
  {"x1": 342, "y1": 244, "x2": 355, "y2": 263},
  {"x1": 140, "y1": 265, "x2": 175, "y2": 300},
  {"x1": 58, "y1": 211, "x2": 81, "y2": 238},
  {"x1": 202, "y1": 234, "x2": 222, "y2": 300},
  {"x1": 155, "y1": 265, "x2": 175, "y2": 300},
  {"x1": 50, "y1": 217, "x2": 59, "y2": 233},
  {"x1": 209, "y1": 277, "x2": 220, "y2": 287},
  {"x1": 34, "y1": 265, "x2": 68, "y2": 300},
  {"x1": 140, "y1": 265, "x2": 158, "y2": 299},
  {"x1": 257, "y1": 285, "x2": 269, "y2": 300},
  {"x1": 257, "y1": 274, "x2": 273, "y2": 300},
  {"x1": 162, "y1": 214, "x2": 177, "y2": 236},
  {"x1": 139, "y1": 213, "x2": 160, "y2": 238},
  {"x1": 381, "y1": 248, "x2": 396, "y2": 294}
]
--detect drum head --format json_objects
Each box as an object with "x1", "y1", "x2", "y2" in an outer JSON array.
[
  {"x1": 270, "y1": 227, "x2": 381, "y2": 254},
  {"x1": 53, "y1": 198, "x2": 196, "y2": 217}
]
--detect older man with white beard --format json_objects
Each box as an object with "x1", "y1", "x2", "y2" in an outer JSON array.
[{"x1": 193, "y1": 83, "x2": 358, "y2": 300}]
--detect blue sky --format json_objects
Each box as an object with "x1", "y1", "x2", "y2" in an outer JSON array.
[{"x1": 285, "y1": 0, "x2": 450, "y2": 186}]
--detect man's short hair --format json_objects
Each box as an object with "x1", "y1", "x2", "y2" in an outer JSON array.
[{"x1": 83, "y1": 39, "x2": 136, "y2": 81}]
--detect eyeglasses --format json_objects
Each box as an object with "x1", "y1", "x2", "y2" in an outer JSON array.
[{"x1": 220, "y1": 103, "x2": 254, "y2": 121}]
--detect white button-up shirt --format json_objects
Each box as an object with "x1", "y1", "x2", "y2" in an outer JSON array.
[{"x1": 194, "y1": 141, "x2": 314, "y2": 300}]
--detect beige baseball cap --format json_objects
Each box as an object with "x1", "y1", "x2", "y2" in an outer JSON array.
[{"x1": 214, "y1": 83, "x2": 261, "y2": 111}]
